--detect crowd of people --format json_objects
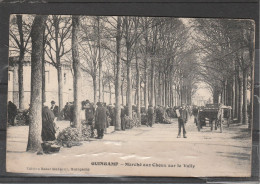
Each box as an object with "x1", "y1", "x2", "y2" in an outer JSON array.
[{"x1": 8, "y1": 99, "x2": 194, "y2": 140}]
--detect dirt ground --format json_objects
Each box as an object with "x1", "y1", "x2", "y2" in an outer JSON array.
[{"x1": 6, "y1": 116, "x2": 252, "y2": 177}]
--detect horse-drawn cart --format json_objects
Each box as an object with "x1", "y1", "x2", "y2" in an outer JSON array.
[{"x1": 196, "y1": 104, "x2": 232, "y2": 133}]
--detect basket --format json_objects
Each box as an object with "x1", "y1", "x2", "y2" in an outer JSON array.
[{"x1": 41, "y1": 141, "x2": 61, "y2": 153}]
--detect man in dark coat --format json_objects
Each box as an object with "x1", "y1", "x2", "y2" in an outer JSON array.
[
  {"x1": 63, "y1": 102, "x2": 70, "y2": 120},
  {"x1": 8, "y1": 101, "x2": 17, "y2": 126},
  {"x1": 42, "y1": 104, "x2": 56, "y2": 141},
  {"x1": 108, "y1": 105, "x2": 115, "y2": 126},
  {"x1": 95, "y1": 102, "x2": 107, "y2": 139},
  {"x1": 85, "y1": 100, "x2": 95, "y2": 138},
  {"x1": 103, "y1": 103, "x2": 110, "y2": 128},
  {"x1": 177, "y1": 104, "x2": 188, "y2": 138},
  {"x1": 50, "y1": 101, "x2": 59, "y2": 117}
]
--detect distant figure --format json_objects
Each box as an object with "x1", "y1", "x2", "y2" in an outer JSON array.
[
  {"x1": 95, "y1": 102, "x2": 107, "y2": 139},
  {"x1": 108, "y1": 105, "x2": 115, "y2": 126},
  {"x1": 42, "y1": 103, "x2": 56, "y2": 141},
  {"x1": 63, "y1": 102, "x2": 70, "y2": 120},
  {"x1": 147, "y1": 105, "x2": 154, "y2": 127},
  {"x1": 8, "y1": 101, "x2": 17, "y2": 126},
  {"x1": 23, "y1": 104, "x2": 31, "y2": 125},
  {"x1": 176, "y1": 104, "x2": 188, "y2": 138},
  {"x1": 50, "y1": 101, "x2": 59, "y2": 117},
  {"x1": 85, "y1": 100, "x2": 95, "y2": 138},
  {"x1": 103, "y1": 103, "x2": 110, "y2": 128},
  {"x1": 192, "y1": 106, "x2": 199, "y2": 125}
]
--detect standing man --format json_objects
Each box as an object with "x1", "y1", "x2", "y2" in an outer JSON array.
[
  {"x1": 8, "y1": 101, "x2": 18, "y2": 126},
  {"x1": 85, "y1": 100, "x2": 95, "y2": 138},
  {"x1": 176, "y1": 104, "x2": 188, "y2": 138},
  {"x1": 95, "y1": 102, "x2": 107, "y2": 139},
  {"x1": 50, "y1": 101, "x2": 59, "y2": 118},
  {"x1": 42, "y1": 102, "x2": 56, "y2": 141}
]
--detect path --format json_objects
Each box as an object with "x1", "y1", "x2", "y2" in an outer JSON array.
[{"x1": 6, "y1": 115, "x2": 251, "y2": 177}]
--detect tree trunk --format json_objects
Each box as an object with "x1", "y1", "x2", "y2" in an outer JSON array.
[
  {"x1": 93, "y1": 75, "x2": 97, "y2": 106},
  {"x1": 158, "y1": 71, "x2": 161, "y2": 106},
  {"x1": 72, "y1": 15, "x2": 82, "y2": 132},
  {"x1": 18, "y1": 51, "x2": 25, "y2": 110},
  {"x1": 97, "y1": 17, "x2": 103, "y2": 103},
  {"x1": 150, "y1": 59, "x2": 155, "y2": 107},
  {"x1": 109, "y1": 82, "x2": 112, "y2": 104},
  {"x1": 232, "y1": 75, "x2": 237, "y2": 118},
  {"x1": 164, "y1": 73, "x2": 167, "y2": 107},
  {"x1": 57, "y1": 65, "x2": 63, "y2": 113},
  {"x1": 17, "y1": 15, "x2": 25, "y2": 110},
  {"x1": 126, "y1": 46, "x2": 132, "y2": 119},
  {"x1": 42, "y1": 59, "x2": 46, "y2": 105},
  {"x1": 242, "y1": 69, "x2": 248, "y2": 125},
  {"x1": 170, "y1": 81, "x2": 173, "y2": 107},
  {"x1": 162, "y1": 75, "x2": 165, "y2": 106},
  {"x1": 213, "y1": 87, "x2": 220, "y2": 104},
  {"x1": 144, "y1": 18, "x2": 149, "y2": 112},
  {"x1": 144, "y1": 65, "x2": 148, "y2": 111},
  {"x1": 237, "y1": 76, "x2": 243, "y2": 124},
  {"x1": 27, "y1": 15, "x2": 47, "y2": 152},
  {"x1": 249, "y1": 45, "x2": 254, "y2": 129},
  {"x1": 121, "y1": 81, "x2": 124, "y2": 106},
  {"x1": 136, "y1": 55, "x2": 141, "y2": 124},
  {"x1": 226, "y1": 80, "x2": 232, "y2": 106},
  {"x1": 42, "y1": 27, "x2": 46, "y2": 105},
  {"x1": 54, "y1": 16, "x2": 63, "y2": 113},
  {"x1": 115, "y1": 17, "x2": 122, "y2": 131}
]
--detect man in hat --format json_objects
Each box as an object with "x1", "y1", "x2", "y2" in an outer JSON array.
[
  {"x1": 8, "y1": 101, "x2": 17, "y2": 126},
  {"x1": 50, "y1": 101, "x2": 59, "y2": 118},
  {"x1": 177, "y1": 104, "x2": 188, "y2": 138},
  {"x1": 95, "y1": 102, "x2": 107, "y2": 139},
  {"x1": 42, "y1": 102, "x2": 56, "y2": 141},
  {"x1": 85, "y1": 100, "x2": 95, "y2": 138}
]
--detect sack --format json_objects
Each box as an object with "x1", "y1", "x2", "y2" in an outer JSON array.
[{"x1": 176, "y1": 109, "x2": 180, "y2": 118}]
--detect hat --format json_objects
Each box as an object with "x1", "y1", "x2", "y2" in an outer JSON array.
[{"x1": 51, "y1": 101, "x2": 55, "y2": 104}]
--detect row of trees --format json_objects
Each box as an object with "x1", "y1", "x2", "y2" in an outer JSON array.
[
  {"x1": 9, "y1": 15, "x2": 254, "y2": 152},
  {"x1": 193, "y1": 19, "x2": 255, "y2": 126},
  {"x1": 10, "y1": 15, "x2": 199, "y2": 128}
]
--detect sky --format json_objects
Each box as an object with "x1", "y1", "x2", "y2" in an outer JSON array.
[{"x1": 193, "y1": 82, "x2": 212, "y2": 104}]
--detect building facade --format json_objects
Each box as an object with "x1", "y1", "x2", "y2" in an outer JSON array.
[{"x1": 8, "y1": 56, "x2": 117, "y2": 110}]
